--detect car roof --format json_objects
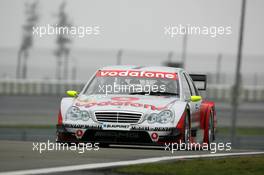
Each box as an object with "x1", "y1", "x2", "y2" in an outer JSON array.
[{"x1": 99, "y1": 65, "x2": 184, "y2": 73}]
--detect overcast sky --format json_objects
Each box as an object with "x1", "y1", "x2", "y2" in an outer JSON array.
[{"x1": 0, "y1": 0, "x2": 263, "y2": 55}]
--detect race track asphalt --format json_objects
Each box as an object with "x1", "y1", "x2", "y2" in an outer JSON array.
[
  {"x1": 0, "y1": 96, "x2": 263, "y2": 174},
  {"x1": 0, "y1": 140, "x2": 259, "y2": 173}
]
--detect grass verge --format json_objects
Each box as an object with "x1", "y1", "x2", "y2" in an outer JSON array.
[
  {"x1": 113, "y1": 155, "x2": 264, "y2": 175},
  {"x1": 217, "y1": 127, "x2": 264, "y2": 136}
]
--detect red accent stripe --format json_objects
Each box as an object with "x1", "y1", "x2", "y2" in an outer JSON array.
[
  {"x1": 176, "y1": 111, "x2": 186, "y2": 129},
  {"x1": 58, "y1": 110, "x2": 63, "y2": 125}
]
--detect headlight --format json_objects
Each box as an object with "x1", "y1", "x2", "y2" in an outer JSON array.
[
  {"x1": 80, "y1": 110, "x2": 90, "y2": 121},
  {"x1": 66, "y1": 106, "x2": 90, "y2": 121},
  {"x1": 157, "y1": 110, "x2": 173, "y2": 124},
  {"x1": 147, "y1": 110, "x2": 173, "y2": 124},
  {"x1": 147, "y1": 113, "x2": 158, "y2": 124}
]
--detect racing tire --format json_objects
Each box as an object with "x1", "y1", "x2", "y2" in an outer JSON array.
[
  {"x1": 183, "y1": 111, "x2": 191, "y2": 144},
  {"x1": 206, "y1": 109, "x2": 215, "y2": 145}
]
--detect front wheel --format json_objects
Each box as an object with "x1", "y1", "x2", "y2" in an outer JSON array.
[
  {"x1": 205, "y1": 109, "x2": 215, "y2": 144},
  {"x1": 183, "y1": 112, "x2": 191, "y2": 144}
]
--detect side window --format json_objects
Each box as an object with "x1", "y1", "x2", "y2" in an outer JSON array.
[
  {"x1": 181, "y1": 73, "x2": 191, "y2": 99},
  {"x1": 184, "y1": 73, "x2": 198, "y2": 96},
  {"x1": 189, "y1": 77, "x2": 199, "y2": 96}
]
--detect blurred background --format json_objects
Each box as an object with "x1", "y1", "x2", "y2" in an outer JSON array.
[{"x1": 0, "y1": 0, "x2": 263, "y2": 149}]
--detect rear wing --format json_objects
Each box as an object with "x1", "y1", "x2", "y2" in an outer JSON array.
[{"x1": 189, "y1": 74, "x2": 207, "y2": 91}]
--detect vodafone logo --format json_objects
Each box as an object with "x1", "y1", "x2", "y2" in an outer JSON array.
[{"x1": 96, "y1": 70, "x2": 177, "y2": 80}]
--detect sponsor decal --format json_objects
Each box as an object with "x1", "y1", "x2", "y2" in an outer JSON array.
[
  {"x1": 94, "y1": 131, "x2": 140, "y2": 138},
  {"x1": 63, "y1": 124, "x2": 174, "y2": 132},
  {"x1": 75, "y1": 96, "x2": 168, "y2": 111},
  {"x1": 75, "y1": 101, "x2": 167, "y2": 111},
  {"x1": 101, "y1": 123, "x2": 130, "y2": 130},
  {"x1": 96, "y1": 70, "x2": 177, "y2": 80},
  {"x1": 131, "y1": 126, "x2": 174, "y2": 131},
  {"x1": 64, "y1": 124, "x2": 101, "y2": 129},
  {"x1": 75, "y1": 96, "x2": 176, "y2": 111}
]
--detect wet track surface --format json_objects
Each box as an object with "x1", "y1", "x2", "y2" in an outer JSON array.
[
  {"x1": 0, "y1": 96, "x2": 263, "y2": 173},
  {"x1": 0, "y1": 140, "x2": 208, "y2": 172},
  {"x1": 0, "y1": 140, "x2": 260, "y2": 173}
]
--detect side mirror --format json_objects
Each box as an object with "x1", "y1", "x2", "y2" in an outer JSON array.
[
  {"x1": 66, "y1": 90, "x2": 78, "y2": 97},
  {"x1": 191, "y1": 96, "x2": 202, "y2": 102}
]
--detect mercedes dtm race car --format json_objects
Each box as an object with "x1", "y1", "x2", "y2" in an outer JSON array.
[{"x1": 56, "y1": 66, "x2": 216, "y2": 147}]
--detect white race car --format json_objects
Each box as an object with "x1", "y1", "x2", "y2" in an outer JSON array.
[{"x1": 56, "y1": 66, "x2": 216, "y2": 147}]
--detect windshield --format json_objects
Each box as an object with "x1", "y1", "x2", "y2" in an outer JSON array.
[{"x1": 84, "y1": 70, "x2": 179, "y2": 96}]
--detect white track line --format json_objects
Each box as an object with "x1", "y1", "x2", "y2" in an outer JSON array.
[{"x1": 1, "y1": 151, "x2": 264, "y2": 175}]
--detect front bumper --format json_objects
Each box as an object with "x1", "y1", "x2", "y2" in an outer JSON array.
[{"x1": 56, "y1": 124, "x2": 181, "y2": 145}]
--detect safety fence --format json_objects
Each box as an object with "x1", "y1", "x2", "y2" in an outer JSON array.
[{"x1": 0, "y1": 79, "x2": 84, "y2": 96}]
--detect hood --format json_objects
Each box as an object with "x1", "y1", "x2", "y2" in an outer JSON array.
[{"x1": 73, "y1": 94, "x2": 180, "y2": 113}]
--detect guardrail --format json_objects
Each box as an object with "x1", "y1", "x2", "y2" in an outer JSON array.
[
  {"x1": 0, "y1": 79, "x2": 85, "y2": 96},
  {"x1": 0, "y1": 79, "x2": 264, "y2": 102},
  {"x1": 206, "y1": 84, "x2": 264, "y2": 102}
]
